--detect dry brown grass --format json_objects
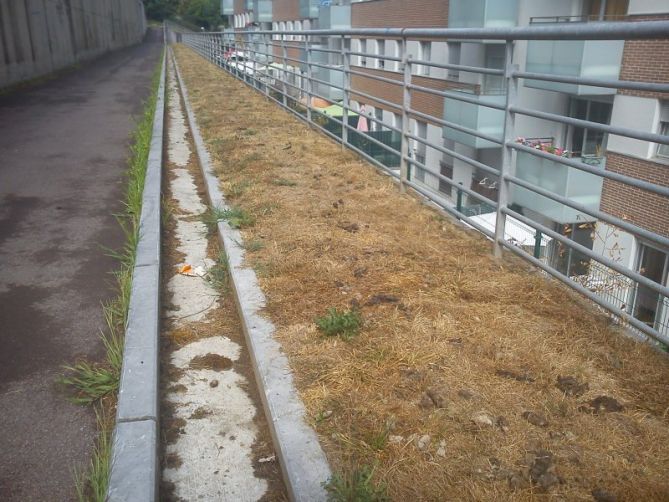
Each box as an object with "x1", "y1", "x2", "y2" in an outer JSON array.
[{"x1": 174, "y1": 45, "x2": 669, "y2": 501}]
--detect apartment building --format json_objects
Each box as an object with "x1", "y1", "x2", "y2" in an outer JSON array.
[{"x1": 218, "y1": 0, "x2": 668, "y2": 336}]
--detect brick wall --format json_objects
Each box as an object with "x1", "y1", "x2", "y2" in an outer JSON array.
[
  {"x1": 600, "y1": 152, "x2": 669, "y2": 237},
  {"x1": 352, "y1": 0, "x2": 448, "y2": 28},
  {"x1": 350, "y1": 66, "x2": 469, "y2": 126},
  {"x1": 618, "y1": 15, "x2": 669, "y2": 99},
  {"x1": 234, "y1": 0, "x2": 245, "y2": 15},
  {"x1": 272, "y1": 43, "x2": 304, "y2": 66},
  {"x1": 272, "y1": 0, "x2": 301, "y2": 22}
]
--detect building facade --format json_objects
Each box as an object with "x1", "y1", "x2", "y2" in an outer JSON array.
[{"x1": 218, "y1": 0, "x2": 669, "y2": 336}]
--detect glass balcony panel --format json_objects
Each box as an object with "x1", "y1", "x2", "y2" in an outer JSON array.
[
  {"x1": 449, "y1": 0, "x2": 518, "y2": 28},
  {"x1": 512, "y1": 151, "x2": 604, "y2": 223},
  {"x1": 221, "y1": 0, "x2": 234, "y2": 15},
  {"x1": 256, "y1": 0, "x2": 272, "y2": 22},
  {"x1": 525, "y1": 38, "x2": 625, "y2": 95},
  {"x1": 319, "y1": 5, "x2": 351, "y2": 30},
  {"x1": 299, "y1": 0, "x2": 319, "y2": 19},
  {"x1": 442, "y1": 94, "x2": 505, "y2": 149}
]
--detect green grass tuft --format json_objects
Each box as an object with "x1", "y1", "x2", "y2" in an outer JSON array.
[
  {"x1": 207, "y1": 251, "x2": 230, "y2": 292},
  {"x1": 315, "y1": 308, "x2": 362, "y2": 340},
  {"x1": 221, "y1": 206, "x2": 255, "y2": 229},
  {"x1": 272, "y1": 178, "x2": 297, "y2": 187},
  {"x1": 324, "y1": 465, "x2": 390, "y2": 502},
  {"x1": 201, "y1": 206, "x2": 228, "y2": 234},
  {"x1": 241, "y1": 239, "x2": 265, "y2": 252},
  {"x1": 74, "y1": 408, "x2": 112, "y2": 502}
]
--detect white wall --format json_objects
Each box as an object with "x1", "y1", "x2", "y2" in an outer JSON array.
[
  {"x1": 592, "y1": 222, "x2": 637, "y2": 269},
  {"x1": 608, "y1": 95, "x2": 660, "y2": 159}
]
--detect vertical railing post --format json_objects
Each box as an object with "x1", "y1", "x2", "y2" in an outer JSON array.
[
  {"x1": 493, "y1": 39, "x2": 517, "y2": 259},
  {"x1": 264, "y1": 32, "x2": 271, "y2": 98},
  {"x1": 252, "y1": 32, "x2": 258, "y2": 89},
  {"x1": 399, "y1": 36, "x2": 412, "y2": 193},
  {"x1": 533, "y1": 230, "x2": 543, "y2": 259},
  {"x1": 456, "y1": 183, "x2": 463, "y2": 214},
  {"x1": 306, "y1": 34, "x2": 312, "y2": 124},
  {"x1": 341, "y1": 35, "x2": 349, "y2": 148},
  {"x1": 281, "y1": 32, "x2": 288, "y2": 107}
]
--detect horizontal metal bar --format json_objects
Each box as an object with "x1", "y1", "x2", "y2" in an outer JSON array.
[
  {"x1": 514, "y1": 70, "x2": 669, "y2": 93},
  {"x1": 305, "y1": 74, "x2": 346, "y2": 92},
  {"x1": 502, "y1": 240, "x2": 667, "y2": 345},
  {"x1": 413, "y1": 59, "x2": 505, "y2": 76},
  {"x1": 308, "y1": 61, "x2": 343, "y2": 71},
  {"x1": 502, "y1": 207, "x2": 669, "y2": 299},
  {"x1": 347, "y1": 50, "x2": 403, "y2": 63},
  {"x1": 343, "y1": 123, "x2": 401, "y2": 157},
  {"x1": 409, "y1": 108, "x2": 504, "y2": 145},
  {"x1": 511, "y1": 105, "x2": 669, "y2": 146},
  {"x1": 405, "y1": 155, "x2": 498, "y2": 207},
  {"x1": 404, "y1": 179, "x2": 496, "y2": 239},
  {"x1": 511, "y1": 143, "x2": 669, "y2": 197},
  {"x1": 408, "y1": 82, "x2": 506, "y2": 110},
  {"x1": 505, "y1": 174, "x2": 669, "y2": 250},
  {"x1": 346, "y1": 86, "x2": 401, "y2": 111},
  {"x1": 405, "y1": 133, "x2": 500, "y2": 177},
  {"x1": 347, "y1": 67, "x2": 404, "y2": 86},
  {"x1": 187, "y1": 20, "x2": 669, "y2": 41},
  {"x1": 307, "y1": 45, "x2": 342, "y2": 55}
]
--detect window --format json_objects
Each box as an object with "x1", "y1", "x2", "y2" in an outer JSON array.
[
  {"x1": 419, "y1": 41, "x2": 431, "y2": 76},
  {"x1": 414, "y1": 121, "x2": 428, "y2": 182},
  {"x1": 569, "y1": 98, "x2": 612, "y2": 158},
  {"x1": 631, "y1": 243, "x2": 668, "y2": 329},
  {"x1": 378, "y1": 39, "x2": 385, "y2": 69},
  {"x1": 657, "y1": 102, "x2": 669, "y2": 158},
  {"x1": 483, "y1": 44, "x2": 505, "y2": 94},
  {"x1": 439, "y1": 138, "x2": 455, "y2": 196},
  {"x1": 393, "y1": 113, "x2": 402, "y2": 130},
  {"x1": 279, "y1": 21, "x2": 286, "y2": 41},
  {"x1": 447, "y1": 42, "x2": 461, "y2": 80}
]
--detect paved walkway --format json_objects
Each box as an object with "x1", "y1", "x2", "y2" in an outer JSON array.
[{"x1": 0, "y1": 31, "x2": 162, "y2": 501}]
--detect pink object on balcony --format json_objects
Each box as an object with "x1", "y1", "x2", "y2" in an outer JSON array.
[{"x1": 357, "y1": 105, "x2": 369, "y2": 132}]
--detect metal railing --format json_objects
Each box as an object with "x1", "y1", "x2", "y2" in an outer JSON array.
[{"x1": 167, "y1": 20, "x2": 669, "y2": 346}]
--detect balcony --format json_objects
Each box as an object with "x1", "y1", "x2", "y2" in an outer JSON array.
[
  {"x1": 254, "y1": 0, "x2": 272, "y2": 22},
  {"x1": 448, "y1": 0, "x2": 518, "y2": 28},
  {"x1": 221, "y1": 0, "x2": 234, "y2": 15},
  {"x1": 299, "y1": 0, "x2": 319, "y2": 19},
  {"x1": 442, "y1": 87, "x2": 505, "y2": 149},
  {"x1": 511, "y1": 148, "x2": 605, "y2": 224},
  {"x1": 525, "y1": 18, "x2": 625, "y2": 95},
  {"x1": 318, "y1": 5, "x2": 351, "y2": 30}
]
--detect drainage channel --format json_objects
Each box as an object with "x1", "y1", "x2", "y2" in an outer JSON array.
[{"x1": 160, "y1": 54, "x2": 286, "y2": 501}]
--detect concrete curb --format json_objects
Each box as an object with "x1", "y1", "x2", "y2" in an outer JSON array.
[
  {"x1": 107, "y1": 48, "x2": 166, "y2": 502},
  {"x1": 170, "y1": 47, "x2": 332, "y2": 502}
]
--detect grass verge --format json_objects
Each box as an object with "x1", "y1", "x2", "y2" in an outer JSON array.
[
  {"x1": 174, "y1": 45, "x2": 669, "y2": 501},
  {"x1": 60, "y1": 53, "x2": 164, "y2": 501}
]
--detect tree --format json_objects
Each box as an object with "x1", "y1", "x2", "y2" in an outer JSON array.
[
  {"x1": 178, "y1": 0, "x2": 222, "y2": 30},
  {"x1": 143, "y1": 0, "x2": 179, "y2": 21}
]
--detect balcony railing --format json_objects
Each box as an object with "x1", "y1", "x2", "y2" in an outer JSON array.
[{"x1": 171, "y1": 19, "x2": 669, "y2": 346}]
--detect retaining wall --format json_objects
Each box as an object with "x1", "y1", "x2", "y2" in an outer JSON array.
[{"x1": 0, "y1": 0, "x2": 146, "y2": 88}]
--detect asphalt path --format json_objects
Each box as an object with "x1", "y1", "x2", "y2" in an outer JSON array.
[{"x1": 0, "y1": 30, "x2": 162, "y2": 501}]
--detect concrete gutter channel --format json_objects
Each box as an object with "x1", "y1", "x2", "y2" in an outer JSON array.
[
  {"x1": 170, "y1": 48, "x2": 332, "y2": 501},
  {"x1": 106, "y1": 44, "x2": 332, "y2": 500}
]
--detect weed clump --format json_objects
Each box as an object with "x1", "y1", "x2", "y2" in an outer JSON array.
[
  {"x1": 324, "y1": 465, "x2": 389, "y2": 502},
  {"x1": 221, "y1": 206, "x2": 255, "y2": 229},
  {"x1": 207, "y1": 251, "x2": 229, "y2": 292},
  {"x1": 316, "y1": 308, "x2": 362, "y2": 340}
]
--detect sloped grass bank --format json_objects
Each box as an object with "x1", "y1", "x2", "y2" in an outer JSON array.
[
  {"x1": 60, "y1": 53, "x2": 163, "y2": 501},
  {"x1": 175, "y1": 45, "x2": 669, "y2": 501}
]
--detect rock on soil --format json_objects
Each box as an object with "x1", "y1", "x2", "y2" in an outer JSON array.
[{"x1": 556, "y1": 375, "x2": 589, "y2": 397}]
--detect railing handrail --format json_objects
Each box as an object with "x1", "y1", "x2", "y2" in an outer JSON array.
[{"x1": 171, "y1": 19, "x2": 669, "y2": 40}]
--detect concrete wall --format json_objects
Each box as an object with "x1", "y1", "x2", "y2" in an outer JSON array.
[{"x1": 0, "y1": 0, "x2": 146, "y2": 88}]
